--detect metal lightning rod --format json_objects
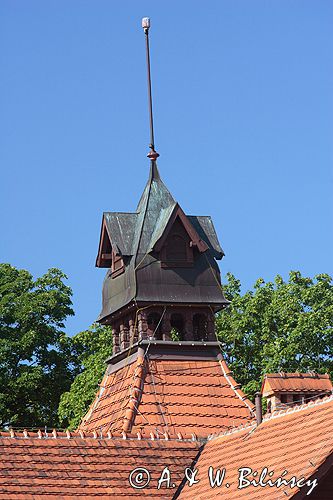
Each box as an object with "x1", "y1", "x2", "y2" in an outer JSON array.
[{"x1": 142, "y1": 17, "x2": 160, "y2": 161}]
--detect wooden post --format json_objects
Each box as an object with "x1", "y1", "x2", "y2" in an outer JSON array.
[
  {"x1": 207, "y1": 310, "x2": 215, "y2": 341},
  {"x1": 129, "y1": 318, "x2": 136, "y2": 345},
  {"x1": 138, "y1": 311, "x2": 148, "y2": 341},
  {"x1": 162, "y1": 312, "x2": 171, "y2": 341},
  {"x1": 112, "y1": 326, "x2": 120, "y2": 355},
  {"x1": 120, "y1": 323, "x2": 129, "y2": 350},
  {"x1": 184, "y1": 311, "x2": 193, "y2": 341}
]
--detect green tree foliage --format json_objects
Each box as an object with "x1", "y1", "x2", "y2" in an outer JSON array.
[
  {"x1": 58, "y1": 323, "x2": 113, "y2": 430},
  {"x1": 0, "y1": 264, "x2": 74, "y2": 428},
  {"x1": 216, "y1": 272, "x2": 333, "y2": 401}
]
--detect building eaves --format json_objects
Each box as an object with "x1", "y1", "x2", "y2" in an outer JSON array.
[
  {"x1": 0, "y1": 430, "x2": 201, "y2": 499},
  {"x1": 188, "y1": 215, "x2": 225, "y2": 259}
]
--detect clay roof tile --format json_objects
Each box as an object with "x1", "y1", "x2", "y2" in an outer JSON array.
[
  {"x1": 0, "y1": 434, "x2": 201, "y2": 498},
  {"x1": 80, "y1": 352, "x2": 255, "y2": 438},
  {"x1": 179, "y1": 395, "x2": 333, "y2": 499},
  {"x1": 262, "y1": 372, "x2": 333, "y2": 396}
]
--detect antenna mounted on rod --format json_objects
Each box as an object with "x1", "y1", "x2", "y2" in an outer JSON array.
[{"x1": 142, "y1": 17, "x2": 160, "y2": 161}]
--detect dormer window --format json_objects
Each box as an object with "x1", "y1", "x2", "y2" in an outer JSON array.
[
  {"x1": 262, "y1": 373, "x2": 333, "y2": 412},
  {"x1": 160, "y1": 218, "x2": 194, "y2": 268},
  {"x1": 166, "y1": 235, "x2": 187, "y2": 261}
]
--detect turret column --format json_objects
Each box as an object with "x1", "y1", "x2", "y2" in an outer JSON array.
[{"x1": 138, "y1": 311, "x2": 148, "y2": 341}]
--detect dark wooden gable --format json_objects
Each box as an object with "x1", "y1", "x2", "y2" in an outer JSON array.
[
  {"x1": 96, "y1": 220, "x2": 124, "y2": 276},
  {"x1": 96, "y1": 220, "x2": 113, "y2": 268},
  {"x1": 153, "y1": 205, "x2": 209, "y2": 267}
]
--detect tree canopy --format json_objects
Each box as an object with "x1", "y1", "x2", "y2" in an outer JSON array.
[
  {"x1": 2, "y1": 263, "x2": 332, "y2": 430},
  {"x1": 0, "y1": 264, "x2": 75, "y2": 428},
  {"x1": 58, "y1": 323, "x2": 113, "y2": 430},
  {"x1": 216, "y1": 271, "x2": 333, "y2": 399}
]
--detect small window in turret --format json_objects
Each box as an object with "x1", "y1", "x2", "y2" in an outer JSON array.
[
  {"x1": 111, "y1": 250, "x2": 125, "y2": 278},
  {"x1": 161, "y1": 218, "x2": 194, "y2": 268}
]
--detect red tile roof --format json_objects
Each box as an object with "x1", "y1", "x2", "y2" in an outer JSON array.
[
  {"x1": 262, "y1": 372, "x2": 333, "y2": 397},
  {"x1": 0, "y1": 430, "x2": 201, "y2": 499},
  {"x1": 79, "y1": 346, "x2": 255, "y2": 437},
  {"x1": 178, "y1": 395, "x2": 333, "y2": 499},
  {"x1": 2, "y1": 397, "x2": 332, "y2": 499}
]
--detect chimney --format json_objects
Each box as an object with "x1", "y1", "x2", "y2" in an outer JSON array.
[{"x1": 255, "y1": 392, "x2": 262, "y2": 426}]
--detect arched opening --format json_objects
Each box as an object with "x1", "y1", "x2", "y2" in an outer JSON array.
[
  {"x1": 170, "y1": 313, "x2": 184, "y2": 341},
  {"x1": 147, "y1": 312, "x2": 162, "y2": 340},
  {"x1": 193, "y1": 313, "x2": 208, "y2": 341}
]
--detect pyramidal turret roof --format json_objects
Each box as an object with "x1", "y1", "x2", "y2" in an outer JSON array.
[
  {"x1": 79, "y1": 341, "x2": 255, "y2": 437},
  {"x1": 133, "y1": 161, "x2": 177, "y2": 259}
]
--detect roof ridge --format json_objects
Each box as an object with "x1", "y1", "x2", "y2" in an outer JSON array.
[
  {"x1": 188, "y1": 214, "x2": 212, "y2": 219},
  {"x1": 0, "y1": 428, "x2": 205, "y2": 442},
  {"x1": 103, "y1": 211, "x2": 138, "y2": 215},
  {"x1": 207, "y1": 394, "x2": 333, "y2": 443},
  {"x1": 262, "y1": 393, "x2": 333, "y2": 422},
  {"x1": 122, "y1": 353, "x2": 147, "y2": 433},
  {"x1": 217, "y1": 354, "x2": 256, "y2": 414}
]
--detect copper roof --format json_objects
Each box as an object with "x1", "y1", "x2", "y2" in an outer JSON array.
[
  {"x1": 96, "y1": 163, "x2": 228, "y2": 321},
  {"x1": 262, "y1": 372, "x2": 333, "y2": 397},
  {"x1": 79, "y1": 342, "x2": 255, "y2": 437},
  {"x1": 0, "y1": 431, "x2": 200, "y2": 498},
  {"x1": 178, "y1": 395, "x2": 333, "y2": 499}
]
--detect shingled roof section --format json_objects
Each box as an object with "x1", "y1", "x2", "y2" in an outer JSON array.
[
  {"x1": 262, "y1": 372, "x2": 333, "y2": 396},
  {"x1": 0, "y1": 431, "x2": 201, "y2": 499},
  {"x1": 103, "y1": 212, "x2": 138, "y2": 256},
  {"x1": 79, "y1": 342, "x2": 255, "y2": 438},
  {"x1": 178, "y1": 395, "x2": 333, "y2": 499}
]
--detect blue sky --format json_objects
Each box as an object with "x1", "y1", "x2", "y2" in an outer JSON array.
[{"x1": 1, "y1": 1, "x2": 332, "y2": 336}]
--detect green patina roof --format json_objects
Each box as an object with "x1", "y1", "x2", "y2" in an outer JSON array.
[
  {"x1": 97, "y1": 162, "x2": 227, "y2": 321},
  {"x1": 102, "y1": 163, "x2": 224, "y2": 258}
]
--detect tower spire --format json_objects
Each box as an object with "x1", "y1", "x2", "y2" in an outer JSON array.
[{"x1": 142, "y1": 17, "x2": 160, "y2": 161}]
